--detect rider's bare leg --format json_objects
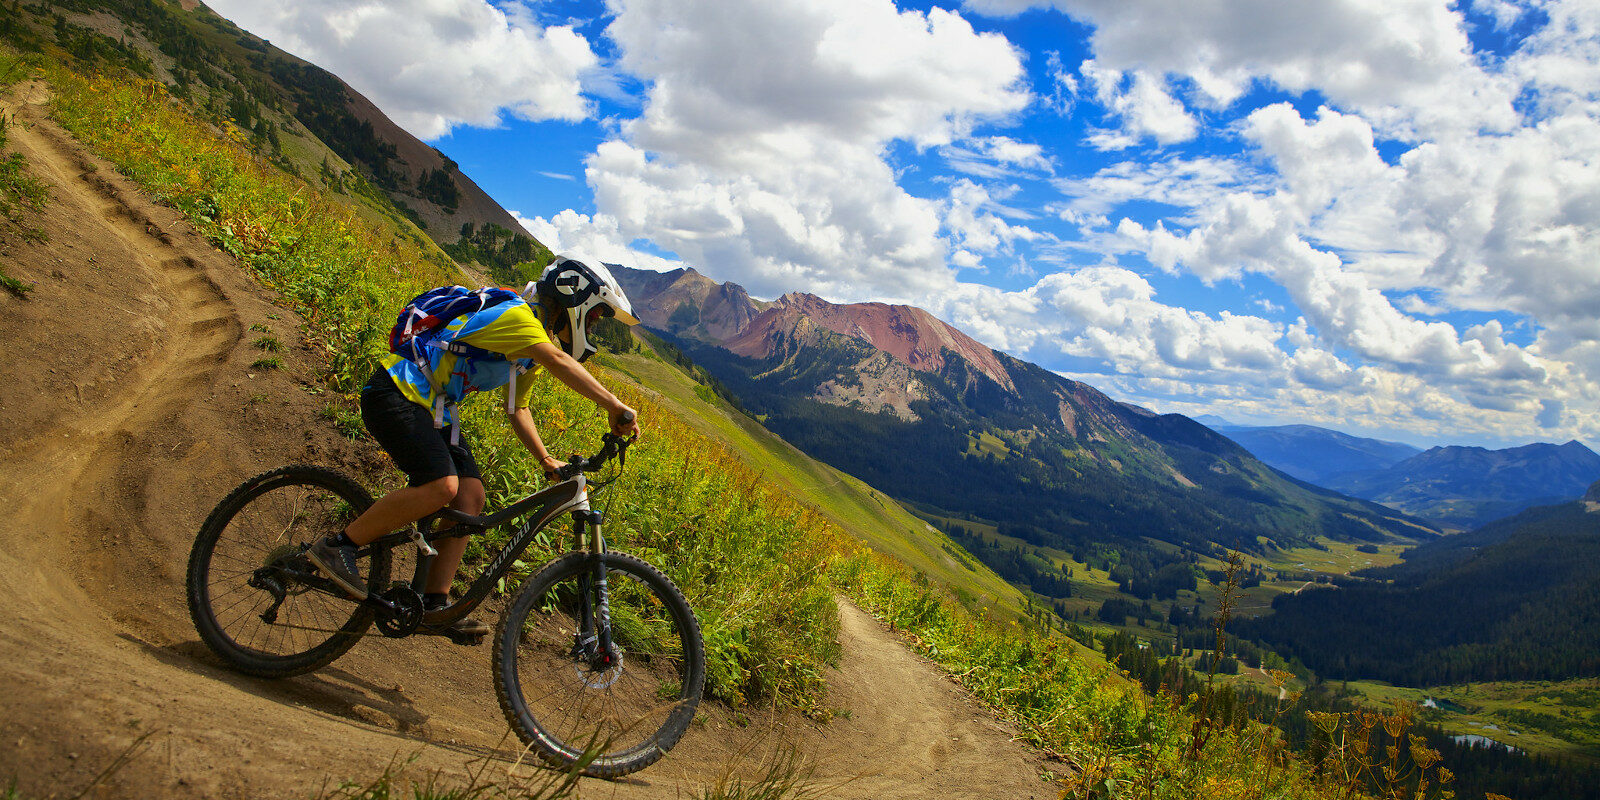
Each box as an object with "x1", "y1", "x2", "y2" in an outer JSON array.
[
  {"x1": 342, "y1": 475, "x2": 458, "y2": 546},
  {"x1": 426, "y1": 476, "x2": 485, "y2": 595}
]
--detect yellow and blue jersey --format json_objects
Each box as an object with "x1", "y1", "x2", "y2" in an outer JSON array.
[{"x1": 381, "y1": 298, "x2": 551, "y2": 426}]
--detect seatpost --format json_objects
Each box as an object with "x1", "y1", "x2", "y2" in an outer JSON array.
[{"x1": 410, "y1": 520, "x2": 437, "y2": 594}]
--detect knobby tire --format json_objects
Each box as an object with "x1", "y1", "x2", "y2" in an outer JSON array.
[
  {"x1": 186, "y1": 465, "x2": 389, "y2": 677},
  {"x1": 493, "y1": 551, "x2": 705, "y2": 778}
]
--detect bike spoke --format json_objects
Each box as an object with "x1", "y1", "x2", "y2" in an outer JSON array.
[
  {"x1": 189, "y1": 468, "x2": 382, "y2": 672},
  {"x1": 501, "y1": 554, "x2": 701, "y2": 773}
]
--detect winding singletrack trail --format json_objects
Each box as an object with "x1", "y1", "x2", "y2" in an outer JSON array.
[{"x1": 0, "y1": 87, "x2": 1049, "y2": 799}]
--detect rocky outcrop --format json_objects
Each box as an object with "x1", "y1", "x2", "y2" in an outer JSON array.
[{"x1": 726, "y1": 292, "x2": 1016, "y2": 392}]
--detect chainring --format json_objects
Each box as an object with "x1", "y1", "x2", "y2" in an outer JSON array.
[{"x1": 373, "y1": 584, "x2": 424, "y2": 638}]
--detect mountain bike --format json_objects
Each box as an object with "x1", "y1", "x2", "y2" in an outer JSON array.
[{"x1": 184, "y1": 432, "x2": 704, "y2": 778}]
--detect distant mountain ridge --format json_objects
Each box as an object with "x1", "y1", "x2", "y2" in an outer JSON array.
[
  {"x1": 1326, "y1": 440, "x2": 1600, "y2": 530},
  {"x1": 1213, "y1": 423, "x2": 1422, "y2": 485},
  {"x1": 612, "y1": 266, "x2": 1435, "y2": 564}
]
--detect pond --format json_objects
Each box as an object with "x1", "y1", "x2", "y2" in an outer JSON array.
[
  {"x1": 1422, "y1": 696, "x2": 1470, "y2": 714},
  {"x1": 1451, "y1": 734, "x2": 1522, "y2": 754}
]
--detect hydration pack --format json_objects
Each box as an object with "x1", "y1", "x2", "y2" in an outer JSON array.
[
  {"x1": 388, "y1": 285, "x2": 526, "y2": 438},
  {"x1": 389, "y1": 285, "x2": 517, "y2": 367}
]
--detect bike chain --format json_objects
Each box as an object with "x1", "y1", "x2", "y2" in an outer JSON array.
[
  {"x1": 257, "y1": 589, "x2": 498, "y2": 640},
  {"x1": 255, "y1": 619, "x2": 466, "y2": 641}
]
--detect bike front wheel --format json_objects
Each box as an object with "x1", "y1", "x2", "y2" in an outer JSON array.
[
  {"x1": 186, "y1": 465, "x2": 389, "y2": 677},
  {"x1": 494, "y1": 551, "x2": 705, "y2": 778}
]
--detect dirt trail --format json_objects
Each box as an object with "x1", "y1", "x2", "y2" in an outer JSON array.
[{"x1": 0, "y1": 88, "x2": 1048, "y2": 799}]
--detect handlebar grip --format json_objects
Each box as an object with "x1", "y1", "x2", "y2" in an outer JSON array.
[{"x1": 618, "y1": 409, "x2": 636, "y2": 425}]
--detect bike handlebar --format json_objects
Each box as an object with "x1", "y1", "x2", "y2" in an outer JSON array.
[{"x1": 554, "y1": 430, "x2": 634, "y2": 480}]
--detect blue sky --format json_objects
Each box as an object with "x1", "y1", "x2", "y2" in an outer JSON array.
[{"x1": 207, "y1": 0, "x2": 1600, "y2": 451}]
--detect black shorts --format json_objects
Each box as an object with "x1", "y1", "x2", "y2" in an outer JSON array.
[{"x1": 360, "y1": 369, "x2": 481, "y2": 487}]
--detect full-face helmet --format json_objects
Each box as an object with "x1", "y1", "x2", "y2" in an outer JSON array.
[{"x1": 524, "y1": 255, "x2": 639, "y2": 362}]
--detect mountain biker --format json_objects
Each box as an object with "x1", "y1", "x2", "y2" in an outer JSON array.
[{"x1": 307, "y1": 255, "x2": 642, "y2": 638}]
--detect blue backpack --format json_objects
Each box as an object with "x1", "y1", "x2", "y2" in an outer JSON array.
[
  {"x1": 388, "y1": 285, "x2": 525, "y2": 437},
  {"x1": 388, "y1": 285, "x2": 519, "y2": 369}
]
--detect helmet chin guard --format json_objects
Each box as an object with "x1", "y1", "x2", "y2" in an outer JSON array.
[{"x1": 533, "y1": 256, "x2": 639, "y2": 362}]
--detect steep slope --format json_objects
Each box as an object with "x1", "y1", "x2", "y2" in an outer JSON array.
[
  {"x1": 28, "y1": 0, "x2": 533, "y2": 248},
  {"x1": 1326, "y1": 441, "x2": 1600, "y2": 529},
  {"x1": 1214, "y1": 423, "x2": 1421, "y2": 485},
  {"x1": 261, "y1": 50, "x2": 528, "y2": 241}
]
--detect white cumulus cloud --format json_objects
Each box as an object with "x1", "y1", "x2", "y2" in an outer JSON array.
[
  {"x1": 532, "y1": 0, "x2": 1031, "y2": 303},
  {"x1": 1078, "y1": 59, "x2": 1198, "y2": 149},
  {"x1": 205, "y1": 0, "x2": 600, "y2": 139},
  {"x1": 963, "y1": 0, "x2": 1518, "y2": 138}
]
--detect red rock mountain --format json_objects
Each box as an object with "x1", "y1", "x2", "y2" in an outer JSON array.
[
  {"x1": 725, "y1": 292, "x2": 1017, "y2": 393},
  {"x1": 611, "y1": 263, "x2": 1017, "y2": 396}
]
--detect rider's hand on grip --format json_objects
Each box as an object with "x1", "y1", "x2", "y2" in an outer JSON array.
[{"x1": 610, "y1": 407, "x2": 640, "y2": 441}]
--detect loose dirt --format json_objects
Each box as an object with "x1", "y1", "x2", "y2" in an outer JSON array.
[{"x1": 0, "y1": 86, "x2": 1050, "y2": 799}]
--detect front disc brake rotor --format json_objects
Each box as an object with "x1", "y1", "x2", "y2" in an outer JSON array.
[{"x1": 576, "y1": 645, "x2": 625, "y2": 689}]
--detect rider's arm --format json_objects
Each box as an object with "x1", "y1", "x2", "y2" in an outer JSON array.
[
  {"x1": 506, "y1": 406, "x2": 564, "y2": 477},
  {"x1": 510, "y1": 341, "x2": 641, "y2": 439}
]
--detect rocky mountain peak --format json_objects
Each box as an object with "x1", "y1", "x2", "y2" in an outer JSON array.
[
  {"x1": 610, "y1": 265, "x2": 767, "y2": 342},
  {"x1": 757, "y1": 292, "x2": 1016, "y2": 391}
]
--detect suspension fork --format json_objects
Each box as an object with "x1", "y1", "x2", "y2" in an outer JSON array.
[{"x1": 573, "y1": 510, "x2": 615, "y2": 664}]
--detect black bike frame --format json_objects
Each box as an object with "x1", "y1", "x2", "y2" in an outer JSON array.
[{"x1": 364, "y1": 472, "x2": 609, "y2": 629}]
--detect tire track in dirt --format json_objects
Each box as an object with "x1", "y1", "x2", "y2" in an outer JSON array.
[{"x1": 0, "y1": 110, "x2": 241, "y2": 623}]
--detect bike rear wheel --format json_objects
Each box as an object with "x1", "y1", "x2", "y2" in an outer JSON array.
[
  {"x1": 186, "y1": 465, "x2": 389, "y2": 677},
  {"x1": 494, "y1": 551, "x2": 705, "y2": 778}
]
